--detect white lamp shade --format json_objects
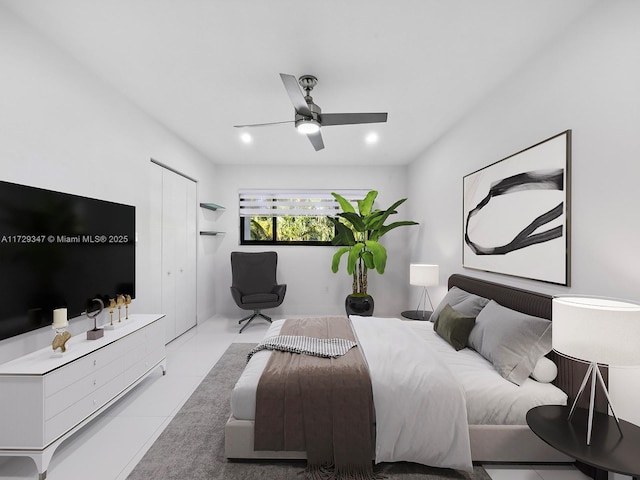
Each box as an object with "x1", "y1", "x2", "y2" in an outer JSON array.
[
  {"x1": 409, "y1": 264, "x2": 439, "y2": 287},
  {"x1": 552, "y1": 296, "x2": 640, "y2": 366}
]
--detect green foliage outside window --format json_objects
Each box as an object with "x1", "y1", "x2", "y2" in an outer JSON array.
[
  {"x1": 249, "y1": 217, "x2": 273, "y2": 240},
  {"x1": 276, "y1": 216, "x2": 334, "y2": 242},
  {"x1": 243, "y1": 215, "x2": 336, "y2": 244}
]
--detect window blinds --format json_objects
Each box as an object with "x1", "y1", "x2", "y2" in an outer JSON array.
[{"x1": 238, "y1": 189, "x2": 370, "y2": 217}]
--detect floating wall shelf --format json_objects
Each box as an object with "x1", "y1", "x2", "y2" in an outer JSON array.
[{"x1": 199, "y1": 202, "x2": 224, "y2": 211}]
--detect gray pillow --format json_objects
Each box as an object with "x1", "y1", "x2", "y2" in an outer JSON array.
[
  {"x1": 430, "y1": 286, "x2": 489, "y2": 324},
  {"x1": 468, "y1": 300, "x2": 552, "y2": 386}
]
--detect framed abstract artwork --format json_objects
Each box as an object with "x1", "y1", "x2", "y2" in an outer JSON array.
[{"x1": 463, "y1": 130, "x2": 571, "y2": 285}]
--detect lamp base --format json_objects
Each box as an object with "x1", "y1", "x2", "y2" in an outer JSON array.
[
  {"x1": 568, "y1": 361, "x2": 623, "y2": 445},
  {"x1": 412, "y1": 287, "x2": 434, "y2": 319}
]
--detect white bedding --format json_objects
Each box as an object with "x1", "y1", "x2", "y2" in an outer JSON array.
[
  {"x1": 406, "y1": 319, "x2": 567, "y2": 425},
  {"x1": 351, "y1": 316, "x2": 472, "y2": 470},
  {"x1": 230, "y1": 316, "x2": 568, "y2": 470}
]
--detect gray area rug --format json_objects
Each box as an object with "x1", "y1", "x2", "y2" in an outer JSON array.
[{"x1": 127, "y1": 343, "x2": 492, "y2": 480}]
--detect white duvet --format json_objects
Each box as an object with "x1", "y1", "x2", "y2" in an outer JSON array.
[{"x1": 350, "y1": 316, "x2": 472, "y2": 471}]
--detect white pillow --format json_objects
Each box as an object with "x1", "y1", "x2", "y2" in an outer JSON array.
[{"x1": 530, "y1": 356, "x2": 558, "y2": 383}]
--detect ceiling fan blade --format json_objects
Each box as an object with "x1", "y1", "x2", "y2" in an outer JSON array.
[
  {"x1": 319, "y1": 112, "x2": 388, "y2": 126},
  {"x1": 233, "y1": 120, "x2": 294, "y2": 128},
  {"x1": 306, "y1": 130, "x2": 324, "y2": 151},
  {"x1": 280, "y1": 73, "x2": 312, "y2": 117}
]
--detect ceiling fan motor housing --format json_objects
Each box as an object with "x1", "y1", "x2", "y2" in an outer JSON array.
[
  {"x1": 295, "y1": 100, "x2": 321, "y2": 122},
  {"x1": 298, "y1": 75, "x2": 318, "y2": 92}
]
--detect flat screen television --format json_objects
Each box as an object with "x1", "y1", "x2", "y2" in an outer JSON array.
[{"x1": 0, "y1": 180, "x2": 135, "y2": 342}]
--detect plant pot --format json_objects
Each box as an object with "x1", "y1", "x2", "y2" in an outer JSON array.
[{"x1": 345, "y1": 294, "x2": 374, "y2": 317}]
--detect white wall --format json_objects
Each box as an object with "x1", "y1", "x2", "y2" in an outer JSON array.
[
  {"x1": 0, "y1": 7, "x2": 218, "y2": 363},
  {"x1": 407, "y1": 0, "x2": 640, "y2": 429},
  {"x1": 213, "y1": 164, "x2": 412, "y2": 318}
]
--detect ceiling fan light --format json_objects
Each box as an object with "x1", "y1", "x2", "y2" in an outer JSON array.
[{"x1": 296, "y1": 119, "x2": 320, "y2": 135}]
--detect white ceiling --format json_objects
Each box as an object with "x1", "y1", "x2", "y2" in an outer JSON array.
[{"x1": 2, "y1": 0, "x2": 597, "y2": 166}]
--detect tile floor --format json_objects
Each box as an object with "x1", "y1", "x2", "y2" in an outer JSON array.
[{"x1": 0, "y1": 315, "x2": 607, "y2": 480}]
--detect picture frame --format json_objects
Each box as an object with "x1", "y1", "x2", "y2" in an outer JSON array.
[{"x1": 462, "y1": 130, "x2": 571, "y2": 285}]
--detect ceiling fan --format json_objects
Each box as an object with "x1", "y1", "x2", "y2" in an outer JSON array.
[{"x1": 234, "y1": 73, "x2": 388, "y2": 151}]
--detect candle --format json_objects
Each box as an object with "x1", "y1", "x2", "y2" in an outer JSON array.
[{"x1": 53, "y1": 308, "x2": 68, "y2": 329}]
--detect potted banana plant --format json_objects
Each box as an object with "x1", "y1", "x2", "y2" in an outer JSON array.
[{"x1": 329, "y1": 190, "x2": 418, "y2": 316}]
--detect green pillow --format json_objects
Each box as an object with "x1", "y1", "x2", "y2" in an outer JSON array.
[{"x1": 434, "y1": 304, "x2": 476, "y2": 351}]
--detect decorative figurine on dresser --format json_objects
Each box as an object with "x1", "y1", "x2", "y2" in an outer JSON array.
[
  {"x1": 108, "y1": 297, "x2": 116, "y2": 325},
  {"x1": 86, "y1": 298, "x2": 105, "y2": 340},
  {"x1": 116, "y1": 294, "x2": 125, "y2": 322},
  {"x1": 51, "y1": 307, "x2": 71, "y2": 354},
  {"x1": 125, "y1": 294, "x2": 132, "y2": 319}
]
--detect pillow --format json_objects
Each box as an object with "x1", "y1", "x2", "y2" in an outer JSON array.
[
  {"x1": 530, "y1": 356, "x2": 558, "y2": 383},
  {"x1": 434, "y1": 304, "x2": 476, "y2": 351},
  {"x1": 430, "y1": 286, "x2": 489, "y2": 324},
  {"x1": 468, "y1": 300, "x2": 552, "y2": 386}
]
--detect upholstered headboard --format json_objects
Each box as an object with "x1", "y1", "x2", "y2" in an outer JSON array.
[{"x1": 447, "y1": 274, "x2": 606, "y2": 412}]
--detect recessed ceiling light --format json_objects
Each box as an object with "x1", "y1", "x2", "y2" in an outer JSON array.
[
  {"x1": 240, "y1": 132, "x2": 252, "y2": 144},
  {"x1": 365, "y1": 132, "x2": 379, "y2": 144}
]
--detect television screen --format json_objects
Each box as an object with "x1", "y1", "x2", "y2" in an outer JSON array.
[{"x1": 0, "y1": 180, "x2": 135, "y2": 341}]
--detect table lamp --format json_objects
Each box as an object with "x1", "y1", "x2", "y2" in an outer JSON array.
[
  {"x1": 552, "y1": 296, "x2": 640, "y2": 445},
  {"x1": 409, "y1": 264, "x2": 439, "y2": 320}
]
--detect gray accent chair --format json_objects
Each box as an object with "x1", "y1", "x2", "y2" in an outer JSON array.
[{"x1": 230, "y1": 251, "x2": 286, "y2": 333}]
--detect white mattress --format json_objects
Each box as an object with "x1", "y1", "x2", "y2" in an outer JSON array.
[{"x1": 230, "y1": 317, "x2": 567, "y2": 425}]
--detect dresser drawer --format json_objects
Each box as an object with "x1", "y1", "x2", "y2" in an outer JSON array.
[
  {"x1": 45, "y1": 356, "x2": 124, "y2": 420},
  {"x1": 44, "y1": 341, "x2": 124, "y2": 398},
  {"x1": 118, "y1": 326, "x2": 146, "y2": 353},
  {"x1": 122, "y1": 345, "x2": 166, "y2": 386},
  {"x1": 44, "y1": 371, "x2": 127, "y2": 444},
  {"x1": 122, "y1": 319, "x2": 164, "y2": 372}
]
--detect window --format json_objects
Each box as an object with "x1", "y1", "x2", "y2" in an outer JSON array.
[{"x1": 239, "y1": 189, "x2": 368, "y2": 245}]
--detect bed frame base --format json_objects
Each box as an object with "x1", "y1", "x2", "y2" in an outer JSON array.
[{"x1": 224, "y1": 417, "x2": 572, "y2": 463}]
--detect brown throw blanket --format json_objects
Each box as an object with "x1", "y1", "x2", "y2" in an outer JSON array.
[{"x1": 254, "y1": 316, "x2": 376, "y2": 479}]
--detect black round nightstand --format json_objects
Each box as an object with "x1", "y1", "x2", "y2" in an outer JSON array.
[
  {"x1": 400, "y1": 310, "x2": 432, "y2": 321},
  {"x1": 527, "y1": 405, "x2": 640, "y2": 480}
]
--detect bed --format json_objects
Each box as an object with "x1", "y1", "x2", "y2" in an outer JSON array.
[{"x1": 224, "y1": 274, "x2": 580, "y2": 466}]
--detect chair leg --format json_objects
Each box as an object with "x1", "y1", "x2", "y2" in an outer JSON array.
[
  {"x1": 238, "y1": 310, "x2": 272, "y2": 333},
  {"x1": 238, "y1": 312, "x2": 255, "y2": 325}
]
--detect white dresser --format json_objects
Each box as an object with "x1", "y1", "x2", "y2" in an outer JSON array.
[{"x1": 0, "y1": 314, "x2": 166, "y2": 480}]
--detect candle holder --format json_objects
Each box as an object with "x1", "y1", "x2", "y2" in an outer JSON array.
[
  {"x1": 52, "y1": 307, "x2": 70, "y2": 354},
  {"x1": 52, "y1": 326, "x2": 71, "y2": 354}
]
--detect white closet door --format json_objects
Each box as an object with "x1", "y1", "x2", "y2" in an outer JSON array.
[
  {"x1": 160, "y1": 168, "x2": 197, "y2": 343},
  {"x1": 174, "y1": 178, "x2": 197, "y2": 337}
]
